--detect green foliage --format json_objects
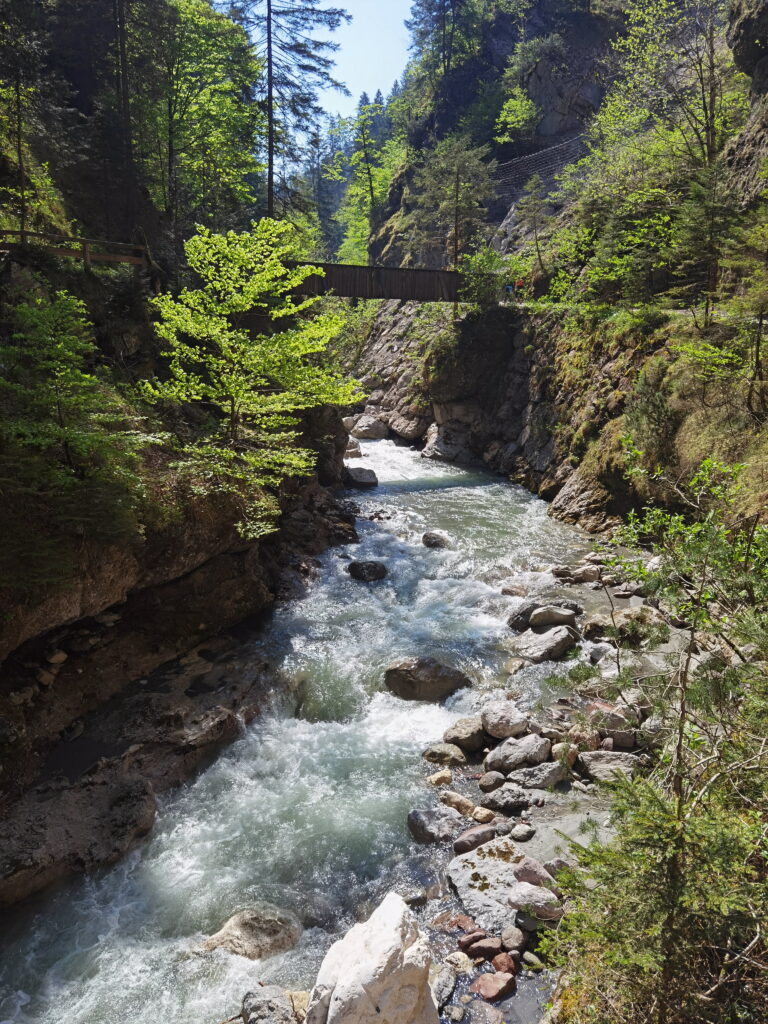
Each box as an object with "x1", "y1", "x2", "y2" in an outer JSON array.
[
  {"x1": 495, "y1": 87, "x2": 540, "y2": 143},
  {"x1": 143, "y1": 220, "x2": 359, "y2": 538},
  {"x1": 0, "y1": 290, "x2": 153, "y2": 591},
  {"x1": 458, "y1": 246, "x2": 508, "y2": 310}
]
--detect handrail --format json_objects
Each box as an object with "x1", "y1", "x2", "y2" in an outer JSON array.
[{"x1": 0, "y1": 230, "x2": 147, "y2": 254}]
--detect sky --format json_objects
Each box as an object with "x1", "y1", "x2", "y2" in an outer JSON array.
[{"x1": 323, "y1": 0, "x2": 413, "y2": 119}]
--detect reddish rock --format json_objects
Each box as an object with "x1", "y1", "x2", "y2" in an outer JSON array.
[
  {"x1": 469, "y1": 972, "x2": 517, "y2": 1001},
  {"x1": 491, "y1": 952, "x2": 519, "y2": 974},
  {"x1": 465, "y1": 936, "x2": 503, "y2": 959},
  {"x1": 458, "y1": 929, "x2": 487, "y2": 950},
  {"x1": 453, "y1": 824, "x2": 496, "y2": 855},
  {"x1": 451, "y1": 914, "x2": 478, "y2": 932}
]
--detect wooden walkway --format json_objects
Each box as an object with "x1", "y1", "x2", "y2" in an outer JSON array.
[{"x1": 1, "y1": 231, "x2": 462, "y2": 303}]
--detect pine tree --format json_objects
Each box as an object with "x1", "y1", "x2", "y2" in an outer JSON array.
[{"x1": 227, "y1": 0, "x2": 350, "y2": 217}]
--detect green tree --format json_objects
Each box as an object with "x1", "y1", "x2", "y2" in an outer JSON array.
[
  {"x1": 408, "y1": 134, "x2": 495, "y2": 271},
  {"x1": 143, "y1": 220, "x2": 359, "y2": 537},
  {"x1": 516, "y1": 174, "x2": 552, "y2": 277}
]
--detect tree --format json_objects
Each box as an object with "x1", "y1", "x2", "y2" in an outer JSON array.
[
  {"x1": 131, "y1": 0, "x2": 264, "y2": 243},
  {"x1": 495, "y1": 87, "x2": 540, "y2": 143},
  {"x1": 514, "y1": 173, "x2": 551, "y2": 276},
  {"x1": 407, "y1": 134, "x2": 495, "y2": 271},
  {"x1": 142, "y1": 220, "x2": 359, "y2": 537},
  {"x1": 405, "y1": 0, "x2": 478, "y2": 90},
  {"x1": 227, "y1": 0, "x2": 350, "y2": 217}
]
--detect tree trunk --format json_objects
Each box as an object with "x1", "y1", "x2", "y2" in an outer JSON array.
[
  {"x1": 14, "y1": 74, "x2": 27, "y2": 236},
  {"x1": 267, "y1": 0, "x2": 275, "y2": 218}
]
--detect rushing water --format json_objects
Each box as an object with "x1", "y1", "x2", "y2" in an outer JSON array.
[{"x1": 0, "y1": 441, "x2": 590, "y2": 1024}]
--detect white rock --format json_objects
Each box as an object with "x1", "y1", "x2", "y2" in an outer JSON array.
[
  {"x1": 506, "y1": 761, "x2": 568, "y2": 790},
  {"x1": 528, "y1": 607, "x2": 577, "y2": 628},
  {"x1": 306, "y1": 893, "x2": 438, "y2": 1024},
  {"x1": 351, "y1": 414, "x2": 389, "y2": 440},
  {"x1": 507, "y1": 881, "x2": 563, "y2": 922},
  {"x1": 578, "y1": 750, "x2": 640, "y2": 782},
  {"x1": 484, "y1": 733, "x2": 551, "y2": 773},
  {"x1": 480, "y1": 702, "x2": 528, "y2": 739},
  {"x1": 511, "y1": 627, "x2": 577, "y2": 663}
]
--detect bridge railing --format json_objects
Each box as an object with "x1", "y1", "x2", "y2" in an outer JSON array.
[
  {"x1": 291, "y1": 262, "x2": 462, "y2": 302},
  {"x1": 0, "y1": 230, "x2": 149, "y2": 267}
]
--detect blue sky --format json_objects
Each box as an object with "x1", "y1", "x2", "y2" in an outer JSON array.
[{"x1": 323, "y1": 0, "x2": 413, "y2": 118}]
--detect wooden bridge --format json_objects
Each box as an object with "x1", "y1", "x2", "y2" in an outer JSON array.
[{"x1": 0, "y1": 231, "x2": 462, "y2": 303}]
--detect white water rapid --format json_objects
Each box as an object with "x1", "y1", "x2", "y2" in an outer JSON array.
[{"x1": 0, "y1": 440, "x2": 590, "y2": 1024}]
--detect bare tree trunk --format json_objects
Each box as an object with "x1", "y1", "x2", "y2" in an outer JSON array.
[
  {"x1": 14, "y1": 75, "x2": 27, "y2": 236},
  {"x1": 267, "y1": 0, "x2": 275, "y2": 218}
]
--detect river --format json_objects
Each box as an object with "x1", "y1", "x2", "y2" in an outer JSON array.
[{"x1": 0, "y1": 440, "x2": 590, "y2": 1024}]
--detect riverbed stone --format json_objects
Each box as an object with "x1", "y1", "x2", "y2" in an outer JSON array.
[
  {"x1": 427, "y1": 768, "x2": 452, "y2": 787},
  {"x1": 501, "y1": 925, "x2": 526, "y2": 952},
  {"x1": 465, "y1": 936, "x2": 503, "y2": 959},
  {"x1": 506, "y1": 601, "x2": 541, "y2": 631},
  {"x1": 469, "y1": 973, "x2": 516, "y2": 1002},
  {"x1": 348, "y1": 561, "x2": 388, "y2": 582},
  {"x1": 478, "y1": 771, "x2": 505, "y2": 792},
  {"x1": 480, "y1": 783, "x2": 530, "y2": 815},
  {"x1": 507, "y1": 881, "x2": 563, "y2": 924},
  {"x1": 505, "y1": 762, "x2": 568, "y2": 790},
  {"x1": 408, "y1": 806, "x2": 465, "y2": 843},
  {"x1": 306, "y1": 893, "x2": 438, "y2": 1024},
  {"x1": 422, "y1": 743, "x2": 467, "y2": 767},
  {"x1": 344, "y1": 466, "x2": 378, "y2": 488},
  {"x1": 511, "y1": 627, "x2": 578, "y2": 663},
  {"x1": 386, "y1": 658, "x2": 472, "y2": 702},
  {"x1": 448, "y1": 837, "x2": 547, "y2": 932},
  {"x1": 491, "y1": 952, "x2": 519, "y2": 974},
  {"x1": 201, "y1": 902, "x2": 302, "y2": 960},
  {"x1": 443, "y1": 716, "x2": 486, "y2": 752},
  {"x1": 453, "y1": 825, "x2": 497, "y2": 854},
  {"x1": 430, "y1": 964, "x2": 457, "y2": 1009},
  {"x1": 551, "y1": 742, "x2": 579, "y2": 767},
  {"x1": 509, "y1": 823, "x2": 536, "y2": 842},
  {"x1": 483, "y1": 733, "x2": 551, "y2": 774},
  {"x1": 480, "y1": 702, "x2": 528, "y2": 739},
  {"x1": 577, "y1": 750, "x2": 641, "y2": 782},
  {"x1": 528, "y1": 607, "x2": 578, "y2": 628},
  {"x1": 472, "y1": 806, "x2": 496, "y2": 824},
  {"x1": 458, "y1": 929, "x2": 487, "y2": 950},
  {"x1": 440, "y1": 790, "x2": 476, "y2": 817}
]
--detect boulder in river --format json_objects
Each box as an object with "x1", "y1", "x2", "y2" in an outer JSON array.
[
  {"x1": 506, "y1": 600, "x2": 541, "y2": 631},
  {"x1": 448, "y1": 837, "x2": 546, "y2": 932},
  {"x1": 306, "y1": 892, "x2": 438, "y2": 1024},
  {"x1": 348, "y1": 561, "x2": 388, "y2": 582},
  {"x1": 483, "y1": 734, "x2": 551, "y2": 774},
  {"x1": 469, "y1": 972, "x2": 516, "y2": 1001},
  {"x1": 344, "y1": 466, "x2": 379, "y2": 488},
  {"x1": 422, "y1": 742, "x2": 467, "y2": 766},
  {"x1": 351, "y1": 414, "x2": 389, "y2": 440},
  {"x1": 510, "y1": 626, "x2": 578, "y2": 663},
  {"x1": 528, "y1": 606, "x2": 578, "y2": 628},
  {"x1": 242, "y1": 986, "x2": 297, "y2": 1024},
  {"x1": 201, "y1": 902, "x2": 302, "y2": 960},
  {"x1": 408, "y1": 806, "x2": 465, "y2": 843},
  {"x1": 480, "y1": 702, "x2": 528, "y2": 739},
  {"x1": 422, "y1": 532, "x2": 450, "y2": 549},
  {"x1": 385, "y1": 657, "x2": 472, "y2": 702},
  {"x1": 443, "y1": 715, "x2": 486, "y2": 752}
]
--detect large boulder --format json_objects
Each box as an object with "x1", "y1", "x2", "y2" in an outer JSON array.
[
  {"x1": 344, "y1": 466, "x2": 378, "y2": 488},
  {"x1": 578, "y1": 750, "x2": 640, "y2": 782},
  {"x1": 306, "y1": 892, "x2": 439, "y2": 1024},
  {"x1": 528, "y1": 607, "x2": 577, "y2": 628},
  {"x1": 484, "y1": 734, "x2": 551, "y2": 774},
  {"x1": 242, "y1": 986, "x2": 297, "y2": 1024},
  {"x1": 448, "y1": 838, "x2": 552, "y2": 933},
  {"x1": 507, "y1": 600, "x2": 541, "y2": 631},
  {"x1": 480, "y1": 783, "x2": 530, "y2": 815},
  {"x1": 408, "y1": 806, "x2": 465, "y2": 843},
  {"x1": 422, "y1": 532, "x2": 450, "y2": 549},
  {"x1": 351, "y1": 414, "x2": 389, "y2": 440},
  {"x1": 510, "y1": 627, "x2": 577, "y2": 663},
  {"x1": 422, "y1": 743, "x2": 467, "y2": 766},
  {"x1": 200, "y1": 903, "x2": 302, "y2": 960},
  {"x1": 385, "y1": 658, "x2": 472, "y2": 702},
  {"x1": 480, "y1": 702, "x2": 528, "y2": 739}
]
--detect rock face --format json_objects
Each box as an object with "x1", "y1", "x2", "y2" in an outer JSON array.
[
  {"x1": 202, "y1": 903, "x2": 302, "y2": 960},
  {"x1": 348, "y1": 561, "x2": 388, "y2": 582},
  {"x1": 243, "y1": 986, "x2": 298, "y2": 1024},
  {"x1": 306, "y1": 893, "x2": 439, "y2": 1024},
  {"x1": 385, "y1": 658, "x2": 472, "y2": 702},
  {"x1": 511, "y1": 627, "x2": 577, "y2": 663}
]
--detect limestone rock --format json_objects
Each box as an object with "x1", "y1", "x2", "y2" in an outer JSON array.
[
  {"x1": 511, "y1": 627, "x2": 577, "y2": 663},
  {"x1": 440, "y1": 790, "x2": 475, "y2": 817},
  {"x1": 528, "y1": 607, "x2": 577, "y2": 628},
  {"x1": 408, "y1": 806, "x2": 465, "y2": 843},
  {"x1": 480, "y1": 783, "x2": 530, "y2": 815},
  {"x1": 484, "y1": 734, "x2": 551, "y2": 774},
  {"x1": 428, "y1": 768, "x2": 453, "y2": 787},
  {"x1": 505, "y1": 761, "x2": 568, "y2": 790},
  {"x1": 578, "y1": 750, "x2": 640, "y2": 782},
  {"x1": 422, "y1": 743, "x2": 467, "y2": 767},
  {"x1": 472, "y1": 806, "x2": 496, "y2": 824},
  {"x1": 201, "y1": 903, "x2": 302, "y2": 960},
  {"x1": 351, "y1": 414, "x2": 389, "y2": 440},
  {"x1": 501, "y1": 925, "x2": 526, "y2": 952},
  {"x1": 431, "y1": 964, "x2": 457, "y2": 1009},
  {"x1": 443, "y1": 716, "x2": 486, "y2": 752},
  {"x1": 306, "y1": 892, "x2": 438, "y2": 1024},
  {"x1": 386, "y1": 658, "x2": 472, "y2": 702},
  {"x1": 448, "y1": 837, "x2": 543, "y2": 932},
  {"x1": 506, "y1": 601, "x2": 541, "y2": 631},
  {"x1": 506, "y1": 881, "x2": 563, "y2": 923},
  {"x1": 478, "y1": 771, "x2": 505, "y2": 792},
  {"x1": 480, "y1": 702, "x2": 528, "y2": 739}
]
